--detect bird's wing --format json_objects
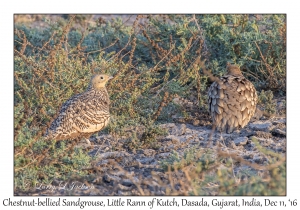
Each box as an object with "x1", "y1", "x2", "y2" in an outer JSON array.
[
  {"x1": 46, "y1": 92, "x2": 85, "y2": 139},
  {"x1": 237, "y1": 79, "x2": 258, "y2": 127},
  {"x1": 46, "y1": 90, "x2": 110, "y2": 139},
  {"x1": 208, "y1": 79, "x2": 227, "y2": 129},
  {"x1": 70, "y1": 90, "x2": 110, "y2": 133},
  {"x1": 208, "y1": 76, "x2": 257, "y2": 132}
]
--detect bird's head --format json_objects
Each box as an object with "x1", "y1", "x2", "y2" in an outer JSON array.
[
  {"x1": 226, "y1": 62, "x2": 243, "y2": 76},
  {"x1": 90, "y1": 74, "x2": 113, "y2": 90}
]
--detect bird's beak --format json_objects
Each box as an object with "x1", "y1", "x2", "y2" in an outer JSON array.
[{"x1": 109, "y1": 76, "x2": 113, "y2": 80}]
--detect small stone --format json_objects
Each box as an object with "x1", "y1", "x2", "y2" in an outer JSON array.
[
  {"x1": 253, "y1": 155, "x2": 265, "y2": 164},
  {"x1": 169, "y1": 124, "x2": 187, "y2": 135},
  {"x1": 160, "y1": 123, "x2": 176, "y2": 134},
  {"x1": 178, "y1": 124, "x2": 186, "y2": 135},
  {"x1": 172, "y1": 98, "x2": 182, "y2": 105},
  {"x1": 234, "y1": 137, "x2": 248, "y2": 146},
  {"x1": 121, "y1": 180, "x2": 132, "y2": 188},
  {"x1": 197, "y1": 134, "x2": 205, "y2": 140},
  {"x1": 272, "y1": 118, "x2": 286, "y2": 125},
  {"x1": 230, "y1": 141, "x2": 237, "y2": 149},
  {"x1": 136, "y1": 149, "x2": 144, "y2": 154},
  {"x1": 118, "y1": 190, "x2": 132, "y2": 196},
  {"x1": 187, "y1": 102, "x2": 193, "y2": 108},
  {"x1": 275, "y1": 123, "x2": 286, "y2": 130},
  {"x1": 137, "y1": 157, "x2": 154, "y2": 164},
  {"x1": 121, "y1": 156, "x2": 135, "y2": 166},
  {"x1": 118, "y1": 183, "x2": 132, "y2": 191},
  {"x1": 249, "y1": 121, "x2": 273, "y2": 131},
  {"x1": 179, "y1": 135, "x2": 194, "y2": 143},
  {"x1": 239, "y1": 129, "x2": 255, "y2": 137},
  {"x1": 190, "y1": 138, "x2": 200, "y2": 144},
  {"x1": 256, "y1": 137, "x2": 273, "y2": 146},
  {"x1": 252, "y1": 108, "x2": 264, "y2": 121},
  {"x1": 89, "y1": 189, "x2": 101, "y2": 196},
  {"x1": 52, "y1": 179, "x2": 60, "y2": 186},
  {"x1": 164, "y1": 135, "x2": 180, "y2": 144},
  {"x1": 255, "y1": 131, "x2": 272, "y2": 139},
  {"x1": 122, "y1": 177, "x2": 139, "y2": 186},
  {"x1": 277, "y1": 101, "x2": 285, "y2": 108},
  {"x1": 272, "y1": 128, "x2": 286, "y2": 137},
  {"x1": 157, "y1": 152, "x2": 171, "y2": 158},
  {"x1": 243, "y1": 153, "x2": 254, "y2": 159},
  {"x1": 143, "y1": 149, "x2": 156, "y2": 156},
  {"x1": 232, "y1": 130, "x2": 240, "y2": 135},
  {"x1": 167, "y1": 145, "x2": 175, "y2": 150},
  {"x1": 193, "y1": 120, "x2": 200, "y2": 126},
  {"x1": 103, "y1": 174, "x2": 121, "y2": 183}
]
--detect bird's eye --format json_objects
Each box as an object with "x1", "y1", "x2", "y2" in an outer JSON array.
[{"x1": 100, "y1": 76, "x2": 104, "y2": 79}]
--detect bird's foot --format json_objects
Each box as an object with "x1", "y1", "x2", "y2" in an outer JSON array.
[
  {"x1": 85, "y1": 138, "x2": 91, "y2": 146},
  {"x1": 83, "y1": 138, "x2": 95, "y2": 150}
]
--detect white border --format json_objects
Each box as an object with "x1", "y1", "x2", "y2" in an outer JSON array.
[{"x1": 1, "y1": 0, "x2": 299, "y2": 209}]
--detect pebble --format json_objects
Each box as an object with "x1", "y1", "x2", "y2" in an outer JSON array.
[
  {"x1": 253, "y1": 155, "x2": 265, "y2": 164},
  {"x1": 121, "y1": 180, "x2": 133, "y2": 187},
  {"x1": 255, "y1": 131, "x2": 273, "y2": 139},
  {"x1": 143, "y1": 149, "x2": 156, "y2": 156},
  {"x1": 272, "y1": 128, "x2": 286, "y2": 137},
  {"x1": 157, "y1": 152, "x2": 171, "y2": 158},
  {"x1": 103, "y1": 174, "x2": 121, "y2": 183},
  {"x1": 249, "y1": 121, "x2": 273, "y2": 131},
  {"x1": 137, "y1": 157, "x2": 154, "y2": 164},
  {"x1": 178, "y1": 124, "x2": 186, "y2": 135},
  {"x1": 118, "y1": 190, "x2": 132, "y2": 196},
  {"x1": 272, "y1": 118, "x2": 286, "y2": 125},
  {"x1": 164, "y1": 135, "x2": 181, "y2": 144},
  {"x1": 118, "y1": 184, "x2": 132, "y2": 191},
  {"x1": 167, "y1": 124, "x2": 187, "y2": 136},
  {"x1": 193, "y1": 120, "x2": 200, "y2": 126}
]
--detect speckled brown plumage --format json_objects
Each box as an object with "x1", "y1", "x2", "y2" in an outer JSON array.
[
  {"x1": 208, "y1": 63, "x2": 257, "y2": 133},
  {"x1": 45, "y1": 74, "x2": 112, "y2": 141}
]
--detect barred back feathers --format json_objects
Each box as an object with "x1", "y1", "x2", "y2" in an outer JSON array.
[
  {"x1": 45, "y1": 74, "x2": 113, "y2": 140},
  {"x1": 208, "y1": 63, "x2": 257, "y2": 133}
]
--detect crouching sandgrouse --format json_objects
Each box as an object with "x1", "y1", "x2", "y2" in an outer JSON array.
[
  {"x1": 208, "y1": 63, "x2": 257, "y2": 133},
  {"x1": 45, "y1": 74, "x2": 113, "y2": 142}
]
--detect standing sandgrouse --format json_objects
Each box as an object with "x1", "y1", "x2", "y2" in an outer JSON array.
[
  {"x1": 208, "y1": 63, "x2": 257, "y2": 133},
  {"x1": 45, "y1": 74, "x2": 113, "y2": 142}
]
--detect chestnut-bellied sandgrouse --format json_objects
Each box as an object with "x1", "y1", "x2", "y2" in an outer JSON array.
[
  {"x1": 45, "y1": 74, "x2": 113, "y2": 142},
  {"x1": 208, "y1": 63, "x2": 257, "y2": 133}
]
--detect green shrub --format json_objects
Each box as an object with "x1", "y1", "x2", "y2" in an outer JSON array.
[{"x1": 258, "y1": 90, "x2": 277, "y2": 114}]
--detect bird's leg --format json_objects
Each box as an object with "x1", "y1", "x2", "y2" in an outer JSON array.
[
  {"x1": 220, "y1": 130, "x2": 224, "y2": 141},
  {"x1": 69, "y1": 137, "x2": 80, "y2": 151},
  {"x1": 83, "y1": 134, "x2": 95, "y2": 150},
  {"x1": 208, "y1": 124, "x2": 216, "y2": 147},
  {"x1": 83, "y1": 138, "x2": 94, "y2": 150},
  {"x1": 85, "y1": 138, "x2": 91, "y2": 146},
  {"x1": 220, "y1": 131, "x2": 225, "y2": 147}
]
